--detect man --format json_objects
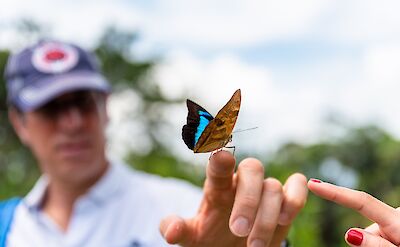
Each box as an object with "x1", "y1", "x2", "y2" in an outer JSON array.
[{"x1": 0, "y1": 40, "x2": 308, "y2": 247}]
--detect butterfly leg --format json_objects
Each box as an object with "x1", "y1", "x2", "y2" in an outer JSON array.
[
  {"x1": 209, "y1": 148, "x2": 224, "y2": 159},
  {"x1": 224, "y1": 145, "x2": 236, "y2": 156}
]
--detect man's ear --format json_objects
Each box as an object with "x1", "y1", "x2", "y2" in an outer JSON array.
[
  {"x1": 97, "y1": 93, "x2": 109, "y2": 124},
  {"x1": 8, "y1": 109, "x2": 30, "y2": 146},
  {"x1": 104, "y1": 94, "x2": 110, "y2": 124}
]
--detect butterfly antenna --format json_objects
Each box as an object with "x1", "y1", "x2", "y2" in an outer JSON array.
[{"x1": 233, "y1": 127, "x2": 258, "y2": 133}]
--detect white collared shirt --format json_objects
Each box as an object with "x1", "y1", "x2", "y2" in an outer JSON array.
[{"x1": 7, "y1": 161, "x2": 202, "y2": 247}]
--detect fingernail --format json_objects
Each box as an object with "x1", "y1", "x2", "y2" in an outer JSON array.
[
  {"x1": 346, "y1": 229, "x2": 363, "y2": 246},
  {"x1": 310, "y1": 178, "x2": 322, "y2": 183},
  {"x1": 231, "y1": 216, "x2": 250, "y2": 237},
  {"x1": 250, "y1": 239, "x2": 265, "y2": 247}
]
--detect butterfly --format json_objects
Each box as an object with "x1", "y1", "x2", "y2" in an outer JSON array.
[{"x1": 182, "y1": 89, "x2": 241, "y2": 153}]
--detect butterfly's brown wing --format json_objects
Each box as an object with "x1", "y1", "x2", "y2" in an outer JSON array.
[{"x1": 194, "y1": 89, "x2": 241, "y2": 153}]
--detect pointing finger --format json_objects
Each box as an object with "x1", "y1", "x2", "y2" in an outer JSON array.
[
  {"x1": 308, "y1": 179, "x2": 400, "y2": 244},
  {"x1": 203, "y1": 151, "x2": 236, "y2": 208},
  {"x1": 308, "y1": 179, "x2": 396, "y2": 227}
]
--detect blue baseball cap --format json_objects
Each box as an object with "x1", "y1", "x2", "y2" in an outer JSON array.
[{"x1": 4, "y1": 40, "x2": 111, "y2": 112}]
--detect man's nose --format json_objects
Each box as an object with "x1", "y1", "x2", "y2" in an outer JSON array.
[{"x1": 57, "y1": 106, "x2": 84, "y2": 131}]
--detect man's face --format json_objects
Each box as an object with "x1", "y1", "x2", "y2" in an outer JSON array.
[{"x1": 11, "y1": 90, "x2": 109, "y2": 184}]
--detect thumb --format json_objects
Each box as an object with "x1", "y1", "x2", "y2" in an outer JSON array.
[
  {"x1": 345, "y1": 228, "x2": 396, "y2": 247},
  {"x1": 159, "y1": 215, "x2": 192, "y2": 245},
  {"x1": 364, "y1": 223, "x2": 379, "y2": 234}
]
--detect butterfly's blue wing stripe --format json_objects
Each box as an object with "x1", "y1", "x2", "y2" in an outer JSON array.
[{"x1": 194, "y1": 111, "x2": 212, "y2": 145}]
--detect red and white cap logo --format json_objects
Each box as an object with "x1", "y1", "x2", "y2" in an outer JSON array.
[{"x1": 32, "y1": 42, "x2": 79, "y2": 73}]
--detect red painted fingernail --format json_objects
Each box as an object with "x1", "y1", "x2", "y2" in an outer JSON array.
[
  {"x1": 346, "y1": 229, "x2": 363, "y2": 246},
  {"x1": 310, "y1": 178, "x2": 322, "y2": 183}
]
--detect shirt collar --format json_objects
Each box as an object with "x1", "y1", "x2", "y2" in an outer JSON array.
[
  {"x1": 24, "y1": 161, "x2": 129, "y2": 209},
  {"x1": 86, "y1": 161, "x2": 127, "y2": 204},
  {"x1": 24, "y1": 175, "x2": 49, "y2": 209}
]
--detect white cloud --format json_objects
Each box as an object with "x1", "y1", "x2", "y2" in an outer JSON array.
[
  {"x1": 360, "y1": 44, "x2": 400, "y2": 134},
  {"x1": 321, "y1": 0, "x2": 400, "y2": 44},
  {"x1": 364, "y1": 44, "x2": 400, "y2": 86},
  {"x1": 153, "y1": 50, "x2": 284, "y2": 121},
  {"x1": 141, "y1": 0, "x2": 331, "y2": 48},
  {"x1": 3, "y1": 0, "x2": 400, "y2": 49},
  {"x1": 0, "y1": 0, "x2": 142, "y2": 48}
]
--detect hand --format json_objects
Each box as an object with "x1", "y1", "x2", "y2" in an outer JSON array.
[
  {"x1": 159, "y1": 151, "x2": 308, "y2": 247},
  {"x1": 308, "y1": 179, "x2": 400, "y2": 246}
]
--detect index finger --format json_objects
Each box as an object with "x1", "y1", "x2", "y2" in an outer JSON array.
[
  {"x1": 203, "y1": 151, "x2": 236, "y2": 207},
  {"x1": 308, "y1": 179, "x2": 396, "y2": 228}
]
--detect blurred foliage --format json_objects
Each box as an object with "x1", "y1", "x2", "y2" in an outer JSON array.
[
  {"x1": 1, "y1": 21, "x2": 400, "y2": 247},
  {"x1": 126, "y1": 150, "x2": 204, "y2": 187},
  {"x1": 256, "y1": 125, "x2": 400, "y2": 247}
]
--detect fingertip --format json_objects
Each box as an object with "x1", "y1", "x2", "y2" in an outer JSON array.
[
  {"x1": 309, "y1": 178, "x2": 322, "y2": 183},
  {"x1": 210, "y1": 150, "x2": 235, "y2": 165},
  {"x1": 285, "y1": 173, "x2": 308, "y2": 194},
  {"x1": 307, "y1": 178, "x2": 323, "y2": 190},
  {"x1": 239, "y1": 157, "x2": 264, "y2": 173},
  {"x1": 208, "y1": 150, "x2": 236, "y2": 174},
  {"x1": 345, "y1": 228, "x2": 397, "y2": 247},
  {"x1": 230, "y1": 216, "x2": 251, "y2": 237},
  {"x1": 289, "y1": 173, "x2": 308, "y2": 184},
  {"x1": 345, "y1": 228, "x2": 364, "y2": 246},
  {"x1": 264, "y1": 177, "x2": 283, "y2": 192},
  {"x1": 159, "y1": 216, "x2": 186, "y2": 244},
  {"x1": 166, "y1": 221, "x2": 186, "y2": 244}
]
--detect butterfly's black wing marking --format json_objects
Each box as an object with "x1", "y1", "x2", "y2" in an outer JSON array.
[{"x1": 182, "y1": 99, "x2": 214, "y2": 150}]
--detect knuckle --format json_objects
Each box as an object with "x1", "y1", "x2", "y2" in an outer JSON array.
[
  {"x1": 328, "y1": 190, "x2": 338, "y2": 202},
  {"x1": 388, "y1": 223, "x2": 400, "y2": 245},
  {"x1": 239, "y1": 195, "x2": 260, "y2": 210},
  {"x1": 206, "y1": 191, "x2": 234, "y2": 206},
  {"x1": 249, "y1": 221, "x2": 277, "y2": 243},
  {"x1": 259, "y1": 220, "x2": 277, "y2": 234},
  {"x1": 357, "y1": 191, "x2": 371, "y2": 211}
]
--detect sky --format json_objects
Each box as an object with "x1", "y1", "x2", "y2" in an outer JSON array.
[{"x1": 2, "y1": 0, "x2": 400, "y2": 164}]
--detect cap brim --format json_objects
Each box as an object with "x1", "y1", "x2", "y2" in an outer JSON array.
[{"x1": 14, "y1": 71, "x2": 111, "y2": 112}]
